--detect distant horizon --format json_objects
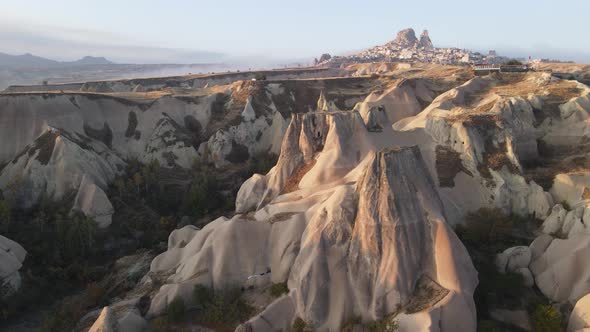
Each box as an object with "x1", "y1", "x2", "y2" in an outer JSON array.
[{"x1": 2, "y1": 0, "x2": 590, "y2": 64}]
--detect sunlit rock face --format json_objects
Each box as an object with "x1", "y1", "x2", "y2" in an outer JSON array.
[{"x1": 147, "y1": 110, "x2": 478, "y2": 331}]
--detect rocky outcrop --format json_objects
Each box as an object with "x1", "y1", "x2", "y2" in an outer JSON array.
[
  {"x1": 88, "y1": 307, "x2": 120, "y2": 332},
  {"x1": 551, "y1": 172, "x2": 590, "y2": 208},
  {"x1": 392, "y1": 28, "x2": 418, "y2": 48},
  {"x1": 530, "y1": 234, "x2": 590, "y2": 302},
  {"x1": 0, "y1": 235, "x2": 26, "y2": 297},
  {"x1": 495, "y1": 246, "x2": 534, "y2": 287},
  {"x1": 569, "y1": 293, "x2": 590, "y2": 331},
  {"x1": 72, "y1": 175, "x2": 115, "y2": 228},
  {"x1": 319, "y1": 54, "x2": 332, "y2": 63},
  {"x1": 0, "y1": 128, "x2": 124, "y2": 209},
  {"x1": 148, "y1": 106, "x2": 478, "y2": 331},
  {"x1": 392, "y1": 74, "x2": 588, "y2": 221},
  {"x1": 419, "y1": 30, "x2": 434, "y2": 49}
]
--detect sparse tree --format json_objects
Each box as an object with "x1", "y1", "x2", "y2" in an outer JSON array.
[
  {"x1": 133, "y1": 173, "x2": 143, "y2": 193},
  {"x1": 114, "y1": 177, "x2": 125, "y2": 197},
  {"x1": 505, "y1": 59, "x2": 523, "y2": 66}
]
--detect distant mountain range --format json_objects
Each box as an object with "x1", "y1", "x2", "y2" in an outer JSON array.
[{"x1": 0, "y1": 52, "x2": 114, "y2": 67}]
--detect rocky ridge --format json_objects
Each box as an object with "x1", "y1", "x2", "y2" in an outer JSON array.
[{"x1": 2, "y1": 61, "x2": 590, "y2": 331}]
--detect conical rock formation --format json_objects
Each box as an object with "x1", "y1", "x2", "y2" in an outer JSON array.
[
  {"x1": 148, "y1": 111, "x2": 478, "y2": 331},
  {"x1": 88, "y1": 307, "x2": 120, "y2": 332}
]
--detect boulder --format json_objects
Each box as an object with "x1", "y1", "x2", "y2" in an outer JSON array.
[
  {"x1": 551, "y1": 172, "x2": 590, "y2": 208},
  {"x1": 0, "y1": 235, "x2": 26, "y2": 297},
  {"x1": 167, "y1": 225, "x2": 200, "y2": 250},
  {"x1": 563, "y1": 206, "x2": 586, "y2": 237},
  {"x1": 530, "y1": 235, "x2": 590, "y2": 302},
  {"x1": 541, "y1": 204, "x2": 568, "y2": 235},
  {"x1": 529, "y1": 234, "x2": 553, "y2": 261},
  {"x1": 496, "y1": 246, "x2": 532, "y2": 273},
  {"x1": 235, "y1": 174, "x2": 267, "y2": 213},
  {"x1": 516, "y1": 267, "x2": 534, "y2": 287},
  {"x1": 72, "y1": 175, "x2": 115, "y2": 228},
  {"x1": 527, "y1": 182, "x2": 554, "y2": 219},
  {"x1": 569, "y1": 293, "x2": 590, "y2": 332}
]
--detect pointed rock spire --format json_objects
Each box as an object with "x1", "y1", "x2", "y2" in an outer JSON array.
[
  {"x1": 419, "y1": 30, "x2": 434, "y2": 49},
  {"x1": 89, "y1": 306, "x2": 120, "y2": 332}
]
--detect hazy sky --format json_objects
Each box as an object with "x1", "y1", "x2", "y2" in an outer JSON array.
[{"x1": 1, "y1": 0, "x2": 589, "y2": 63}]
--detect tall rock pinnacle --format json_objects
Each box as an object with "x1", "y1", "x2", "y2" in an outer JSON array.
[{"x1": 419, "y1": 29, "x2": 434, "y2": 49}]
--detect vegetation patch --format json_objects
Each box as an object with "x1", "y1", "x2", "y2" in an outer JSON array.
[
  {"x1": 166, "y1": 296, "x2": 186, "y2": 322},
  {"x1": 529, "y1": 303, "x2": 563, "y2": 332},
  {"x1": 270, "y1": 282, "x2": 289, "y2": 297},
  {"x1": 268, "y1": 212, "x2": 297, "y2": 224},
  {"x1": 125, "y1": 111, "x2": 138, "y2": 138},
  {"x1": 291, "y1": 317, "x2": 312, "y2": 332},
  {"x1": 226, "y1": 141, "x2": 250, "y2": 164},
  {"x1": 183, "y1": 115, "x2": 203, "y2": 139},
  {"x1": 190, "y1": 285, "x2": 254, "y2": 329},
  {"x1": 455, "y1": 208, "x2": 550, "y2": 329}
]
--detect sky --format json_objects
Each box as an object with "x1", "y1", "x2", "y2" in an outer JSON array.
[{"x1": 1, "y1": 0, "x2": 589, "y2": 64}]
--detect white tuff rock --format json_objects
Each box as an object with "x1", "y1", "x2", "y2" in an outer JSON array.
[{"x1": 0, "y1": 235, "x2": 26, "y2": 297}]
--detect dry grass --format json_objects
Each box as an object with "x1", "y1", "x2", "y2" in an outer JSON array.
[
  {"x1": 282, "y1": 160, "x2": 317, "y2": 194},
  {"x1": 405, "y1": 276, "x2": 450, "y2": 314}
]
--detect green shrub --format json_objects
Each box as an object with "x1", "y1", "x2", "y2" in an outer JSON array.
[
  {"x1": 270, "y1": 282, "x2": 289, "y2": 297},
  {"x1": 192, "y1": 284, "x2": 214, "y2": 306},
  {"x1": 530, "y1": 304, "x2": 562, "y2": 332},
  {"x1": 342, "y1": 316, "x2": 362, "y2": 332},
  {"x1": 166, "y1": 297, "x2": 186, "y2": 322},
  {"x1": 291, "y1": 317, "x2": 311, "y2": 332},
  {"x1": 505, "y1": 59, "x2": 523, "y2": 65},
  {"x1": 249, "y1": 153, "x2": 278, "y2": 175},
  {"x1": 197, "y1": 288, "x2": 254, "y2": 324},
  {"x1": 367, "y1": 318, "x2": 399, "y2": 332},
  {"x1": 457, "y1": 208, "x2": 513, "y2": 246},
  {"x1": 151, "y1": 317, "x2": 171, "y2": 332},
  {"x1": 478, "y1": 320, "x2": 499, "y2": 332}
]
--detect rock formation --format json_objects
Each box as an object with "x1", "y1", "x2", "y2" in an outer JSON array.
[
  {"x1": 72, "y1": 175, "x2": 115, "y2": 228},
  {"x1": 148, "y1": 110, "x2": 478, "y2": 331},
  {"x1": 0, "y1": 128, "x2": 124, "y2": 209},
  {"x1": 318, "y1": 53, "x2": 332, "y2": 63},
  {"x1": 2, "y1": 60, "x2": 590, "y2": 331},
  {"x1": 88, "y1": 307, "x2": 120, "y2": 332},
  {"x1": 419, "y1": 30, "x2": 434, "y2": 49},
  {"x1": 391, "y1": 28, "x2": 418, "y2": 48},
  {"x1": 0, "y1": 235, "x2": 26, "y2": 297},
  {"x1": 569, "y1": 293, "x2": 590, "y2": 331}
]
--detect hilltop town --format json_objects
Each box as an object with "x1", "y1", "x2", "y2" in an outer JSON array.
[{"x1": 317, "y1": 28, "x2": 509, "y2": 67}]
